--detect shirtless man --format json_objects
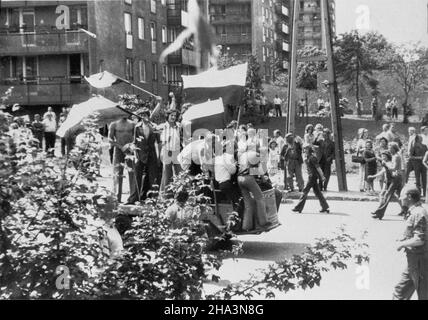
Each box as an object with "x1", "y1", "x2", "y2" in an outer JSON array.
[{"x1": 109, "y1": 117, "x2": 136, "y2": 203}]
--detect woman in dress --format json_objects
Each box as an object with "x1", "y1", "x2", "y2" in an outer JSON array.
[
  {"x1": 363, "y1": 140, "x2": 377, "y2": 194},
  {"x1": 375, "y1": 137, "x2": 389, "y2": 190},
  {"x1": 304, "y1": 124, "x2": 315, "y2": 145}
]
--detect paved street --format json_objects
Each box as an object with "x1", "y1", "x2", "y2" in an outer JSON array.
[{"x1": 204, "y1": 199, "x2": 413, "y2": 300}]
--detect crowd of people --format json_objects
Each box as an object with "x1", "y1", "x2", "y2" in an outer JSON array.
[{"x1": 352, "y1": 123, "x2": 428, "y2": 220}]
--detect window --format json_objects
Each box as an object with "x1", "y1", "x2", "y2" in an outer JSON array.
[
  {"x1": 162, "y1": 26, "x2": 167, "y2": 43},
  {"x1": 152, "y1": 63, "x2": 158, "y2": 81},
  {"x1": 169, "y1": 27, "x2": 177, "y2": 42},
  {"x1": 124, "y1": 12, "x2": 133, "y2": 49},
  {"x1": 124, "y1": 0, "x2": 132, "y2": 4},
  {"x1": 150, "y1": 0, "x2": 156, "y2": 13},
  {"x1": 125, "y1": 58, "x2": 133, "y2": 80},
  {"x1": 150, "y1": 22, "x2": 157, "y2": 54},
  {"x1": 162, "y1": 65, "x2": 168, "y2": 84},
  {"x1": 139, "y1": 60, "x2": 146, "y2": 83},
  {"x1": 161, "y1": 0, "x2": 166, "y2": 5},
  {"x1": 138, "y1": 17, "x2": 145, "y2": 40}
]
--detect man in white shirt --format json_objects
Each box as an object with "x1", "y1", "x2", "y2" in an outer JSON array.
[
  {"x1": 43, "y1": 106, "x2": 56, "y2": 121},
  {"x1": 42, "y1": 112, "x2": 57, "y2": 156},
  {"x1": 260, "y1": 93, "x2": 268, "y2": 116},
  {"x1": 214, "y1": 147, "x2": 241, "y2": 212},
  {"x1": 317, "y1": 97, "x2": 325, "y2": 111},
  {"x1": 159, "y1": 110, "x2": 182, "y2": 193},
  {"x1": 273, "y1": 95, "x2": 282, "y2": 117}
]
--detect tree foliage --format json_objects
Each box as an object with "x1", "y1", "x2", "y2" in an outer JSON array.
[
  {"x1": 334, "y1": 31, "x2": 393, "y2": 116},
  {"x1": 386, "y1": 44, "x2": 428, "y2": 123},
  {"x1": 297, "y1": 46, "x2": 327, "y2": 91}
]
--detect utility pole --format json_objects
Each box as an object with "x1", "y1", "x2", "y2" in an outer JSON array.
[
  {"x1": 286, "y1": 0, "x2": 300, "y2": 134},
  {"x1": 321, "y1": 0, "x2": 347, "y2": 191}
]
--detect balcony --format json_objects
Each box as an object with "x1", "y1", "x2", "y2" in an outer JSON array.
[
  {"x1": 215, "y1": 33, "x2": 252, "y2": 45},
  {"x1": 0, "y1": 77, "x2": 90, "y2": 106},
  {"x1": 167, "y1": 48, "x2": 198, "y2": 67},
  {"x1": 297, "y1": 20, "x2": 322, "y2": 27},
  {"x1": 301, "y1": 5, "x2": 320, "y2": 13},
  {"x1": 210, "y1": 13, "x2": 251, "y2": 24},
  {"x1": 0, "y1": 29, "x2": 89, "y2": 56}
]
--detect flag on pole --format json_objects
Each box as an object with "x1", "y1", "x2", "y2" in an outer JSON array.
[
  {"x1": 182, "y1": 63, "x2": 248, "y2": 106},
  {"x1": 56, "y1": 96, "x2": 130, "y2": 138},
  {"x1": 159, "y1": 0, "x2": 216, "y2": 64},
  {"x1": 181, "y1": 98, "x2": 225, "y2": 133},
  {"x1": 84, "y1": 71, "x2": 123, "y2": 89}
]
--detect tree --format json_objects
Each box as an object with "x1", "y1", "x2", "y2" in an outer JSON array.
[
  {"x1": 297, "y1": 46, "x2": 327, "y2": 91},
  {"x1": 387, "y1": 44, "x2": 428, "y2": 123},
  {"x1": 334, "y1": 31, "x2": 393, "y2": 116}
]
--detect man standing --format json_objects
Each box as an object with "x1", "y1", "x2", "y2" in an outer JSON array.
[
  {"x1": 260, "y1": 93, "x2": 268, "y2": 116},
  {"x1": 393, "y1": 186, "x2": 428, "y2": 300},
  {"x1": 406, "y1": 135, "x2": 427, "y2": 197},
  {"x1": 375, "y1": 124, "x2": 391, "y2": 144},
  {"x1": 392, "y1": 97, "x2": 399, "y2": 120},
  {"x1": 43, "y1": 106, "x2": 56, "y2": 121},
  {"x1": 42, "y1": 112, "x2": 57, "y2": 156},
  {"x1": 273, "y1": 95, "x2": 282, "y2": 117},
  {"x1": 108, "y1": 116, "x2": 136, "y2": 203},
  {"x1": 31, "y1": 114, "x2": 44, "y2": 149},
  {"x1": 317, "y1": 96, "x2": 325, "y2": 111},
  {"x1": 321, "y1": 129, "x2": 335, "y2": 191},
  {"x1": 128, "y1": 108, "x2": 159, "y2": 204},
  {"x1": 421, "y1": 126, "x2": 428, "y2": 148},
  {"x1": 298, "y1": 99, "x2": 306, "y2": 118},
  {"x1": 158, "y1": 109, "x2": 182, "y2": 194},
  {"x1": 371, "y1": 97, "x2": 378, "y2": 119},
  {"x1": 281, "y1": 133, "x2": 304, "y2": 192}
]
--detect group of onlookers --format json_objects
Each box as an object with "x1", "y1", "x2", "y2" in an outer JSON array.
[{"x1": 353, "y1": 123, "x2": 428, "y2": 220}]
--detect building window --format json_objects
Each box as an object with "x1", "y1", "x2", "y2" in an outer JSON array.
[
  {"x1": 124, "y1": 0, "x2": 132, "y2": 4},
  {"x1": 169, "y1": 27, "x2": 177, "y2": 42},
  {"x1": 162, "y1": 26, "x2": 167, "y2": 43},
  {"x1": 139, "y1": 60, "x2": 146, "y2": 83},
  {"x1": 150, "y1": 22, "x2": 157, "y2": 54},
  {"x1": 152, "y1": 63, "x2": 158, "y2": 81},
  {"x1": 150, "y1": 0, "x2": 156, "y2": 13},
  {"x1": 138, "y1": 17, "x2": 145, "y2": 40},
  {"x1": 124, "y1": 12, "x2": 133, "y2": 49},
  {"x1": 161, "y1": 0, "x2": 166, "y2": 5},
  {"x1": 162, "y1": 65, "x2": 168, "y2": 84},
  {"x1": 125, "y1": 58, "x2": 133, "y2": 81}
]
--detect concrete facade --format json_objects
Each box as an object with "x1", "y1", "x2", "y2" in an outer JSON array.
[
  {"x1": 209, "y1": 0, "x2": 291, "y2": 83},
  {"x1": 0, "y1": 0, "x2": 202, "y2": 108}
]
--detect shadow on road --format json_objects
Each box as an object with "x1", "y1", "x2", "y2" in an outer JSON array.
[{"x1": 237, "y1": 241, "x2": 309, "y2": 262}]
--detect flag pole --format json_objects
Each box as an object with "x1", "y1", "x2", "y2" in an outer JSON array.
[{"x1": 114, "y1": 75, "x2": 160, "y2": 99}]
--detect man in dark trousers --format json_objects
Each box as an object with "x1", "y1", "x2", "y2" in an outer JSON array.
[
  {"x1": 281, "y1": 133, "x2": 304, "y2": 192},
  {"x1": 406, "y1": 135, "x2": 427, "y2": 197},
  {"x1": 109, "y1": 116, "x2": 136, "y2": 203},
  {"x1": 292, "y1": 144, "x2": 329, "y2": 214},
  {"x1": 393, "y1": 185, "x2": 428, "y2": 300},
  {"x1": 128, "y1": 107, "x2": 159, "y2": 204},
  {"x1": 321, "y1": 129, "x2": 335, "y2": 191}
]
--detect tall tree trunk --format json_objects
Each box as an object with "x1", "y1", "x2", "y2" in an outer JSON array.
[
  {"x1": 356, "y1": 63, "x2": 361, "y2": 117},
  {"x1": 403, "y1": 94, "x2": 409, "y2": 124}
]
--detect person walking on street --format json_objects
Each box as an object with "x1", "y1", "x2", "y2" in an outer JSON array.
[
  {"x1": 393, "y1": 185, "x2": 428, "y2": 300},
  {"x1": 42, "y1": 112, "x2": 57, "y2": 156},
  {"x1": 273, "y1": 95, "x2": 282, "y2": 117},
  {"x1": 108, "y1": 116, "x2": 136, "y2": 203},
  {"x1": 292, "y1": 144, "x2": 329, "y2": 214},
  {"x1": 363, "y1": 140, "x2": 377, "y2": 194},
  {"x1": 298, "y1": 99, "x2": 306, "y2": 118}
]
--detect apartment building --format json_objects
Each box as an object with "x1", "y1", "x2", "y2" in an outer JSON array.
[
  {"x1": 208, "y1": 0, "x2": 291, "y2": 83},
  {"x1": 296, "y1": 0, "x2": 335, "y2": 49},
  {"x1": 0, "y1": 0, "x2": 202, "y2": 109}
]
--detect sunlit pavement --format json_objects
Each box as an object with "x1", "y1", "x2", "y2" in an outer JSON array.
[{"x1": 204, "y1": 199, "x2": 414, "y2": 300}]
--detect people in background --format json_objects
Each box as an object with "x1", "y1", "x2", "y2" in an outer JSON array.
[
  {"x1": 357, "y1": 128, "x2": 369, "y2": 192},
  {"x1": 391, "y1": 97, "x2": 398, "y2": 120},
  {"x1": 281, "y1": 133, "x2": 304, "y2": 192},
  {"x1": 298, "y1": 98, "x2": 306, "y2": 118},
  {"x1": 321, "y1": 129, "x2": 335, "y2": 191},
  {"x1": 31, "y1": 114, "x2": 44, "y2": 149},
  {"x1": 406, "y1": 134, "x2": 427, "y2": 197},
  {"x1": 375, "y1": 137, "x2": 389, "y2": 191},
  {"x1": 304, "y1": 124, "x2": 315, "y2": 145},
  {"x1": 363, "y1": 140, "x2": 377, "y2": 195},
  {"x1": 43, "y1": 112, "x2": 57, "y2": 156},
  {"x1": 273, "y1": 95, "x2": 282, "y2": 117},
  {"x1": 108, "y1": 116, "x2": 136, "y2": 204}
]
